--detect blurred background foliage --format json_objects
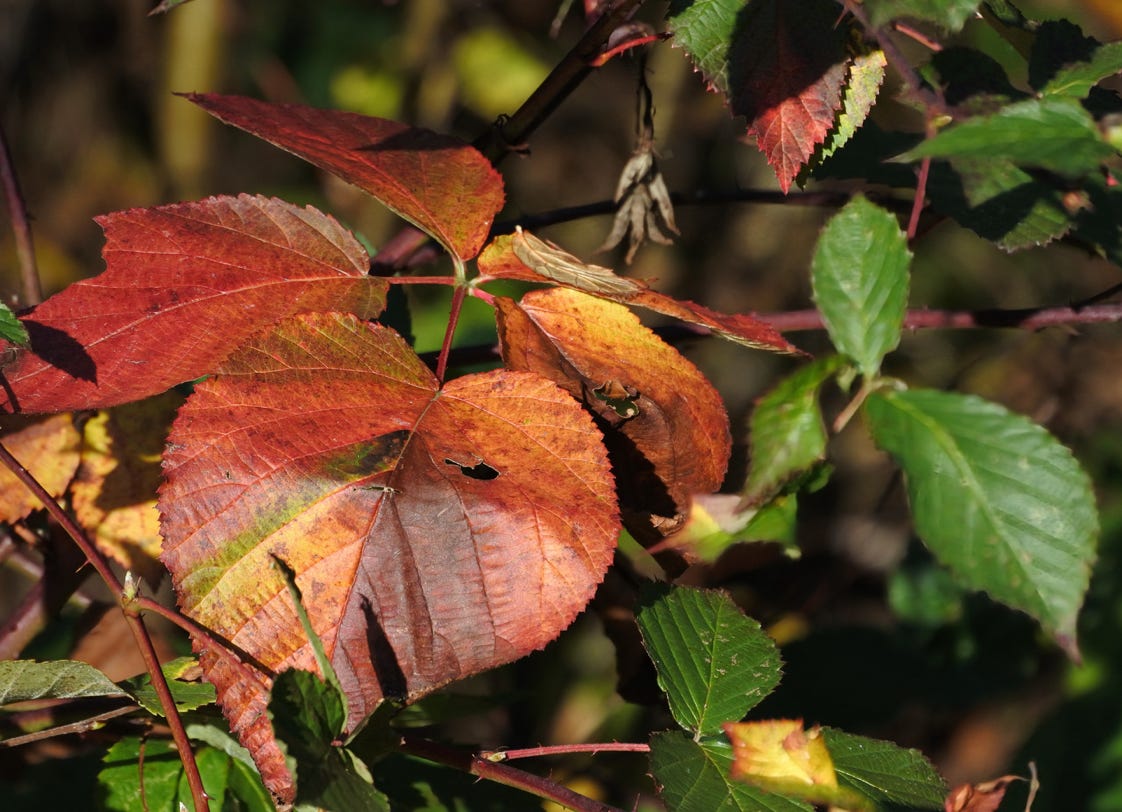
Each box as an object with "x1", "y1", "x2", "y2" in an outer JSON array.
[{"x1": 3, "y1": 1, "x2": 1122, "y2": 809}]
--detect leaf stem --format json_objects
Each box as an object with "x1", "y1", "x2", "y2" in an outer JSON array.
[
  {"x1": 0, "y1": 703, "x2": 141, "y2": 749},
  {"x1": 0, "y1": 441, "x2": 209, "y2": 812},
  {"x1": 481, "y1": 742, "x2": 651, "y2": 761},
  {"x1": 400, "y1": 736, "x2": 627, "y2": 812},
  {"x1": 0, "y1": 122, "x2": 43, "y2": 307},
  {"x1": 435, "y1": 284, "x2": 467, "y2": 382},
  {"x1": 762, "y1": 301, "x2": 1122, "y2": 332}
]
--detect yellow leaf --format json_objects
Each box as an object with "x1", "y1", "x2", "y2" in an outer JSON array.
[{"x1": 0, "y1": 414, "x2": 81, "y2": 523}]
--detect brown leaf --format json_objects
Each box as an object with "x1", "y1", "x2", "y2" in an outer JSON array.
[
  {"x1": 187, "y1": 93, "x2": 505, "y2": 262},
  {"x1": 495, "y1": 288, "x2": 730, "y2": 529},
  {"x1": 159, "y1": 312, "x2": 619, "y2": 799},
  {"x1": 71, "y1": 392, "x2": 183, "y2": 585},
  {"x1": 0, "y1": 195, "x2": 386, "y2": 414},
  {"x1": 945, "y1": 774, "x2": 1025, "y2": 812},
  {"x1": 479, "y1": 231, "x2": 799, "y2": 354},
  {"x1": 599, "y1": 147, "x2": 679, "y2": 263},
  {"x1": 0, "y1": 414, "x2": 81, "y2": 522}
]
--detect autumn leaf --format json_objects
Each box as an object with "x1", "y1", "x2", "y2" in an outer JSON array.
[
  {"x1": 0, "y1": 414, "x2": 81, "y2": 523},
  {"x1": 668, "y1": 0, "x2": 850, "y2": 192},
  {"x1": 71, "y1": 392, "x2": 183, "y2": 585},
  {"x1": 159, "y1": 312, "x2": 619, "y2": 800},
  {"x1": 495, "y1": 287, "x2": 729, "y2": 532},
  {"x1": 479, "y1": 231, "x2": 798, "y2": 353},
  {"x1": 724, "y1": 719, "x2": 869, "y2": 809},
  {"x1": 944, "y1": 774, "x2": 1026, "y2": 812},
  {"x1": 0, "y1": 195, "x2": 386, "y2": 414},
  {"x1": 187, "y1": 93, "x2": 505, "y2": 262}
]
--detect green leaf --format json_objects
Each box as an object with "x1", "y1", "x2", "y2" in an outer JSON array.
[
  {"x1": 119, "y1": 656, "x2": 216, "y2": 716},
  {"x1": 819, "y1": 50, "x2": 887, "y2": 162},
  {"x1": 99, "y1": 737, "x2": 248, "y2": 811},
  {"x1": 926, "y1": 158, "x2": 1072, "y2": 251},
  {"x1": 900, "y1": 97, "x2": 1116, "y2": 177},
  {"x1": 650, "y1": 731, "x2": 813, "y2": 812},
  {"x1": 1029, "y1": 20, "x2": 1122, "y2": 100},
  {"x1": 823, "y1": 728, "x2": 947, "y2": 809},
  {"x1": 270, "y1": 669, "x2": 390, "y2": 811},
  {"x1": 272, "y1": 554, "x2": 341, "y2": 696},
  {"x1": 744, "y1": 357, "x2": 843, "y2": 505},
  {"x1": 865, "y1": 388, "x2": 1098, "y2": 651},
  {"x1": 636, "y1": 585, "x2": 782, "y2": 735},
  {"x1": 0, "y1": 659, "x2": 126, "y2": 705},
  {"x1": 811, "y1": 197, "x2": 910, "y2": 378},
  {"x1": 0, "y1": 303, "x2": 29, "y2": 347},
  {"x1": 863, "y1": 0, "x2": 982, "y2": 31}
]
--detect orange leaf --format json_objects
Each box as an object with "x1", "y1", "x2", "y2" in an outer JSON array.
[
  {"x1": 71, "y1": 392, "x2": 183, "y2": 585},
  {"x1": 187, "y1": 94, "x2": 505, "y2": 262},
  {"x1": 159, "y1": 312, "x2": 619, "y2": 799},
  {"x1": 479, "y1": 231, "x2": 798, "y2": 354},
  {"x1": 496, "y1": 288, "x2": 729, "y2": 531},
  {"x1": 1, "y1": 195, "x2": 386, "y2": 414},
  {"x1": 0, "y1": 414, "x2": 80, "y2": 522}
]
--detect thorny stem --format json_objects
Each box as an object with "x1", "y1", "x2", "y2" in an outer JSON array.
[
  {"x1": 371, "y1": 0, "x2": 650, "y2": 273},
  {"x1": 401, "y1": 736, "x2": 626, "y2": 812},
  {"x1": 0, "y1": 123, "x2": 43, "y2": 307},
  {"x1": 907, "y1": 154, "x2": 931, "y2": 241},
  {"x1": 0, "y1": 442, "x2": 209, "y2": 812},
  {"x1": 481, "y1": 742, "x2": 651, "y2": 762}
]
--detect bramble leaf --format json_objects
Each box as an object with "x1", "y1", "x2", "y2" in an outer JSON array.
[
  {"x1": 863, "y1": 0, "x2": 982, "y2": 31},
  {"x1": 159, "y1": 312, "x2": 619, "y2": 800},
  {"x1": 187, "y1": 93, "x2": 504, "y2": 261},
  {"x1": 743, "y1": 356, "x2": 842, "y2": 506},
  {"x1": 636, "y1": 585, "x2": 782, "y2": 735},
  {"x1": 899, "y1": 97, "x2": 1116, "y2": 178},
  {"x1": 0, "y1": 195, "x2": 386, "y2": 413},
  {"x1": 0, "y1": 302, "x2": 28, "y2": 347},
  {"x1": 119, "y1": 657, "x2": 216, "y2": 716},
  {"x1": 811, "y1": 197, "x2": 910, "y2": 378},
  {"x1": 650, "y1": 731, "x2": 813, "y2": 812},
  {"x1": 823, "y1": 728, "x2": 946, "y2": 809},
  {"x1": 0, "y1": 659, "x2": 126, "y2": 704},
  {"x1": 667, "y1": 0, "x2": 849, "y2": 192},
  {"x1": 496, "y1": 288, "x2": 730, "y2": 524},
  {"x1": 865, "y1": 388, "x2": 1098, "y2": 652},
  {"x1": 0, "y1": 414, "x2": 80, "y2": 523}
]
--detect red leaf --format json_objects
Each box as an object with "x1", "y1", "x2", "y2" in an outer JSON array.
[
  {"x1": 159, "y1": 313, "x2": 619, "y2": 798},
  {"x1": 478, "y1": 232, "x2": 799, "y2": 354},
  {"x1": 0, "y1": 195, "x2": 386, "y2": 414},
  {"x1": 945, "y1": 774, "x2": 1025, "y2": 812},
  {"x1": 496, "y1": 288, "x2": 730, "y2": 530},
  {"x1": 730, "y1": 0, "x2": 848, "y2": 192},
  {"x1": 187, "y1": 93, "x2": 505, "y2": 261}
]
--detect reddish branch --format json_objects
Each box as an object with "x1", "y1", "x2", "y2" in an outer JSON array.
[
  {"x1": 481, "y1": 742, "x2": 651, "y2": 761},
  {"x1": 0, "y1": 123, "x2": 43, "y2": 307},
  {"x1": 761, "y1": 301, "x2": 1122, "y2": 333},
  {"x1": 0, "y1": 442, "x2": 209, "y2": 811},
  {"x1": 402, "y1": 736, "x2": 627, "y2": 812}
]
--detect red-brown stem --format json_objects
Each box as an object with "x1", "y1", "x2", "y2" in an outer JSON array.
[
  {"x1": 891, "y1": 21, "x2": 944, "y2": 52},
  {"x1": 435, "y1": 284, "x2": 467, "y2": 382},
  {"x1": 401, "y1": 736, "x2": 626, "y2": 812},
  {"x1": 0, "y1": 441, "x2": 208, "y2": 811},
  {"x1": 0, "y1": 123, "x2": 43, "y2": 306},
  {"x1": 0, "y1": 703, "x2": 140, "y2": 749},
  {"x1": 482, "y1": 742, "x2": 651, "y2": 761},
  {"x1": 907, "y1": 155, "x2": 931, "y2": 241},
  {"x1": 758, "y1": 301, "x2": 1122, "y2": 333},
  {"x1": 388, "y1": 275, "x2": 458, "y2": 286}
]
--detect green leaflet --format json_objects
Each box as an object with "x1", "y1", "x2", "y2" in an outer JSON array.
[
  {"x1": 637, "y1": 584, "x2": 782, "y2": 736},
  {"x1": 811, "y1": 197, "x2": 910, "y2": 379},
  {"x1": 865, "y1": 388, "x2": 1098, "y2": 651}
]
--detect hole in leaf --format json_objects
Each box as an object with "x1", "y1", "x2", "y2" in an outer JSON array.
[
  {"x1": 444, "y1": 457, "x2": 500, "y2": 480},
  {"x1": 592, "y1": 379, "x2": 640, "y2": 419}
]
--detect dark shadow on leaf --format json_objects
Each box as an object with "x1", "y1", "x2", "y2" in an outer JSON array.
[
  {"x1": 23, "y1": 320, "x2": 97, "y2": 383},
  {"x1": 362, "y1": 598, "x2": 407, "y2": 703}
]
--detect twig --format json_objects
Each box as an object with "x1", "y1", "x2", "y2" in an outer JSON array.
[
  {"x1": 0, "y1": 704, "x2": 140, "y2": 748},
  {"x1": 436, "y1": 285, "x2": 467, "y2": 382},
  {"x1": 481, "y1": 742, "x2": 651, "y2": 761},
  {"x1": 0, "y1": 123, "x2": 43, "y2": 307},
  {"x1": 401, "y1": 736, "x2": 626, "y2": 812},
  {"x1": 761, "y1": 301, "x2": 1122, "y2": 333},
  {"x1": 0, "y1": 442, "x2": 209, "y2": 811},
  {"x1": 371, "y1": 0, "x2": 650, "y2": 273}
]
